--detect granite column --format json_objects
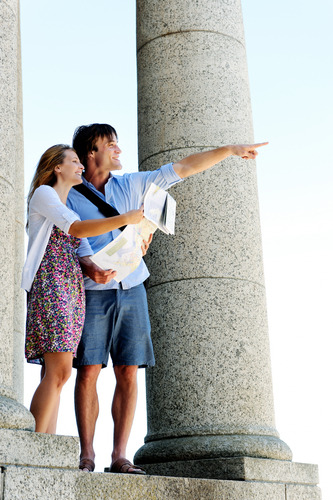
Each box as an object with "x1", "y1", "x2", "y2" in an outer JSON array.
[
  {"x1": 135, "y1": 0, "x2": 292, "y2": 473},
  {"x1": 0, "y1": 2, "x2": 80, "y2": 474},
  {"x1": 0, "y1": 0, "x2": 34, "y2": 430}
]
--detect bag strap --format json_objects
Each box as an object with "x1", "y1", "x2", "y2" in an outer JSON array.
[{"x1": 73, "y1": 183, "x2": 126, "y2": 231}]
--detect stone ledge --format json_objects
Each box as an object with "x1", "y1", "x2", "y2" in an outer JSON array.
[
  {"x1": 137, "y1": 457, "x2": 319, "y2": 484},
  {"x1": 0, "y1": 429, "x2": 79, "y2": 469},
  {"x1": 0, "y1": 395, "x2": 35, "y2": 431},
  {"x1": 0, "y1": 465, "x2": 314, "y2": 500}
]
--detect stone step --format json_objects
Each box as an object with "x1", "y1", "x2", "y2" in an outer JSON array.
[
  {"x1": 0, "y1": 429, "x2": 321, "y2": 499},
  {"x1": 1, "y1": 465, "x2": 321, "y2": 500},
  {"x1": 0, "y1": 429, "x2": 79, "y2": 469},
  {"x1": 140, "y1": 456, "x2": 319, "y2": 484}
]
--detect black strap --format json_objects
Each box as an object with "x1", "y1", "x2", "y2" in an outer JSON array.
[{"x1": 73, "y1": 183, "x2": 126, "y2": 231}]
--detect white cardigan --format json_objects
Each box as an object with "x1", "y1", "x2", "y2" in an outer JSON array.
[{"x1": 21, "y1": 185, "x2": 90, "y2": 292}]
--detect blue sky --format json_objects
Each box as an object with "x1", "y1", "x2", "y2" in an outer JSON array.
[{"x1": 21, "y1": 0, "x2": 333, "y2": 497}]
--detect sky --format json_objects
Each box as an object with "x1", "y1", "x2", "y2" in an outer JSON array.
[{"x1": 20, "y1": 0, "x2": 333, "y2": 498}]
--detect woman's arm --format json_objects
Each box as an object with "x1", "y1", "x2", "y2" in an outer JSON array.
[{"x1": 68, "y1": 208, "x2": 144, "y2": 238}]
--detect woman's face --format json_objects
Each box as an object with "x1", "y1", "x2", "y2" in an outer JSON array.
[{"x1": 56, "y1": 150, "x2": 84, "y2": 185}]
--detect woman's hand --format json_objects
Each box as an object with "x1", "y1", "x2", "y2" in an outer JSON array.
[{"x1": 125, "y1": 206, "x2": 144, "y2": 225}]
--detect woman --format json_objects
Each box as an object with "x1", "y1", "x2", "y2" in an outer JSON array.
[{"x1": 21, "y1": 144, "x2": 143, "y2": 434}]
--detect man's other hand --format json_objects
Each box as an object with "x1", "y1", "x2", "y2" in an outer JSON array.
[
  {"x1": 79, "y1": 256, "x2": 116, "y2": 284},
  {"x1": 141, "y1": 233, "x2": 153, "y2": 256}
]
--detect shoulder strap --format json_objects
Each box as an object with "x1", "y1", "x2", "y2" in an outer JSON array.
[{"x1": 73, "y1": 183, "x2": 126, "y2": 231}]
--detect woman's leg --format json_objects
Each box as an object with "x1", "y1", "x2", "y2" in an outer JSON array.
[
  {"x1": 40, "y1": 364, "x2": 61, "y2": 434},
  {"x1": 30, "y1": 352, "x2": 73, "y2": 433}
]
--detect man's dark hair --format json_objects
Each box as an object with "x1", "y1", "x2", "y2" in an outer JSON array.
[{"x1": 72, "y1": 123, "x2": 118, "y2": 167}]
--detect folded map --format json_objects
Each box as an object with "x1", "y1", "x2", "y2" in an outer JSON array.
[{"x1": 90, "y1": 184, "x2": 176, "y2": 282}]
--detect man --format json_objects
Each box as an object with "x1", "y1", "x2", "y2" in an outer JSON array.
[{"x1": 67, "y1": 123, "x2": 267, "y2": 473}]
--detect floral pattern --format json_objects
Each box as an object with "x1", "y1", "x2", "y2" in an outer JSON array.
[{"x1": 25, "y1": 225, "x2": 85, "y2": 364}]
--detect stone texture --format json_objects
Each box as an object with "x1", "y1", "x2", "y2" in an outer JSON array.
[
  {"x1": 1, "y1": 465, "x2": 322, "y2": 500},
  {"x1": 0, "y1": 397, "x2": 34, "y2": 431},
  {"x1": 136, "y1": 0, "x2": 293, "y2": 468},
  {"x1": 0, "y1": 0, "x2": 32, "y2": 427},
  {"x1": 143, "y1": 279, "x2": 276, "y2": 438},
  {"x1": 1, "y1": 466, "x2": 288, "y2": 500},
  {"x1": 286, "y1": 484, "x2": 322, "y2": 500},
  {"x1": 135, "y1": 274, "x2": 292, "y2": 463},
  {"x1": 0, "y1": 429, "x2": 79, "y2": 469},
  {"x1": 236, "y1": 457, "x2": 319, "y2": 484},
  {"x1": 13, "y1": 3, "x2": 25, "y2": 404},
  {"x1": 137, "y1": 0, "x2": 246, "y2": 48},
  {"x1": 0, "y1": 185, "x2": 16, "y2": 392},
  {"x1": 136, "y1": 435, "x2": 292, "y2": 466},
  {"x1": 142, "y1": 158, "x2": 264, "y2": 287},
  {"x1": 136, "y1": 457, "x2": 319, "y2": 484},
  {"x1": 137, "y1": 32, "x2": 253, "y2": 162}
]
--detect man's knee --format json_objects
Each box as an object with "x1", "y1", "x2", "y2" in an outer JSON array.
[
  {"x1": 76, "y1": 364, "x2": 102, "y2": 387},
  {"x1": 114, "y1": 365, "x2": 138, "y2": 386}
]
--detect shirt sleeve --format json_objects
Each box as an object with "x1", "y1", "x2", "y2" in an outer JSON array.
[
  {"x1": 29, "y1": 185, "x2": 80, "y2": 234},
  {"x1": 77, "y1": 237, "x2": 93, "y2": 257},
  {"x1": 140, "y1": 162, "x2": 182, "y2": 191},
  {"x1": 110, "y1": 163, "x2": 182, "y2": 204}
]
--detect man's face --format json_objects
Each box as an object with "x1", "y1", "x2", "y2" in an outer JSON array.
[{"x1": 92, "y1": 133, "x2": 122, "y2": 172}]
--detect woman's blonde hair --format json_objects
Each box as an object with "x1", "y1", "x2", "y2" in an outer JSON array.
[{"x1": 27, "y1": 144, "x2": 75, "y2": 211}]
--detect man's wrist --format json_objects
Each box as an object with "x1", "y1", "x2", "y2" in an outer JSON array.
[
  {"x1": 223, "y1": 145, "x2": 234, "y2": 156},
  {"x1": 78, "y1": 255, "x2": 93, "y2": 264}
]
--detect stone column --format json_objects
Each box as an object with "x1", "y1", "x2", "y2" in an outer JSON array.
[
  {"x1": 0, "y1": 3, "x2": 82, "y2": 478},
  {"x1": 0, "y1": 0, "x2": 35, "y2": 430},
  {"x1": 135, "y1": 0, "x2": 292, "y2": 472}
]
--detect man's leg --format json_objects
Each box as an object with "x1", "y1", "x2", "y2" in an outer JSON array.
[
  {"x1": 106, "y1": 284, "x2": 153, "y2": 474},
  {"x1": 111, "y1": 364, "x2": 138, "y2": 470},
  {"x1": 74, "y1": 289, "x2": 116, "y2": 471},
  {"x1": 74, "y1": 363, "x2": 102, "y2": 471}
]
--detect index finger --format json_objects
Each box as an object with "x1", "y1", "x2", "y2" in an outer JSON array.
[{"x1": 252, "y1": 142, "x2": 269, "y2": 148}]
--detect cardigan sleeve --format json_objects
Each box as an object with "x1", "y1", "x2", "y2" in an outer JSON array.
[{"x1": 29, "y1": 185, "x2": 80, "y2": 234}]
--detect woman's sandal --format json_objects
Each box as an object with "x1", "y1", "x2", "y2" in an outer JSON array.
[{"x1": 79, "y1": 458, "x2": 95, "y2": 472}]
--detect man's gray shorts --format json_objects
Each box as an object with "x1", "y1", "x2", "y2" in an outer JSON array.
[{"x1": 73, "y1": 284, "x2": 155, "y2": 368}]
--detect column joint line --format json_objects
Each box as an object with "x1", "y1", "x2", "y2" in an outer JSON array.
[
  {"x1": 137, "y1": 29, "x2": 245, "y2": 53},
  {"x1": 0, "y1": 176, "x2": 14, "y2": 189},
  {"x1": 148, "y1": 276, "x2": 265, "y2": 290},
  {"x1": 1, "y1": 1, "x2": 18, "y2": 19},
  {"x1": 139, "y1": 145, "x2": 220, "y2": 168}
]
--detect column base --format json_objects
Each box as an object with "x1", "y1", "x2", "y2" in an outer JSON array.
[
  {"x1": 134, "y1": 434, "x2": 293, "y2": 465},
  {"x1": 134, "y1": 456, "x2": 318, "y2": 484},
  {"x1": 0, "y1": 395, "x2": 35, "y2": 431}
]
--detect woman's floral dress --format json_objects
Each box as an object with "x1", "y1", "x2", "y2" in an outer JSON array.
[{"x1": 25, "y1": 225, "x2": 85, "y2": 364}]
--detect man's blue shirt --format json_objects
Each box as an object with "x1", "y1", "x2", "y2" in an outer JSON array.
[{"x1": 67, "y1": 162, "x2": 182, "y2": 290}]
